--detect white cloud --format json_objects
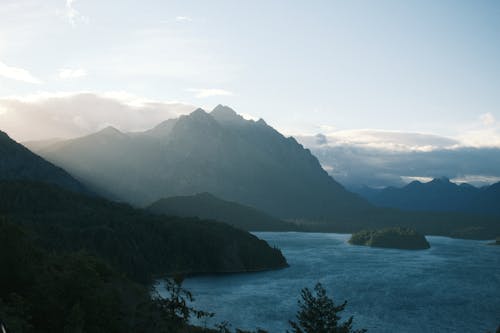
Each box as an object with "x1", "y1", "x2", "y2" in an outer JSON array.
[
  {"x1": 58, "y1": 68, "x2": 87, "y2": 79},
  {"x1": 240, "y1": 112, "x2": 259, "y2": 121},
  {"x1": 457, "y1": 113, "x2": 500, "y2": 148},
  {"x1": 0, "y1": 60, "x2": 42, "y2": 84},
  {"x1": 400, "y1": 176, "x2": 433, "y2": 184},
  {"x1": 0, "y1": 91, "x2": 196, "y2": 141},
  {"x1": 187, "y1": 88, "x2": 234, "y2": 99},
  {"x1": 452, "y1": 175, "x2": 500, "y2": 186},
  {"x1": 321, "y1": 164, "x2": 334, "y2": 172},
  {"x1": 175, "y1": 16, "x2": 193, "y2": 22},
  {"x1": 296, "y1": 129, "x2": 460, "y2": 152},
  {"x1": 457, "y1": 128, "x2": 500, "y2": 148},
  {"x1": 479, "y1": 112, "x2": 495, "y2": 126},
  {"x1": 64, "y1": 0, "x2": 88, "y2": 27}
]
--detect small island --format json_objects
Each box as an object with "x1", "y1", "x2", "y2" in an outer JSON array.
[
  {"x1": 488, "y1": 237, "x2": 500, "y2": 246},
  {"x1": 349, "y1": 227, "x2": 431, "y2": 250}
]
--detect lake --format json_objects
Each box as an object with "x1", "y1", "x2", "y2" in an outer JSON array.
[{"x1": 159, "y1": 232, "x2": 500, "y2": 332}]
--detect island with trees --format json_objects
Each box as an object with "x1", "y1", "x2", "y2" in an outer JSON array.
[{"x1": 349, "y1": 227, "x2": 431, "y2": 250}]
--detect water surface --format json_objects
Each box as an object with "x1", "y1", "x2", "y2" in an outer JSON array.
[{"x1": 160, "y1": 232, "x2": 500, "y2": 332}]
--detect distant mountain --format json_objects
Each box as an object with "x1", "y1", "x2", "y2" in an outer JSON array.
[
  {"x1": 355, "y1": 177, "x2": 500, "y2": 216},
  {"x1": 33, "y1": 105, "x2": 371, "y2": 220},
  {"x1": 0, "y1": 130, "x2": 87, "y2": 193},
  {"x1": 148, "y1": 192, "x2": 300, "y2": 231},
  {"x1": 0, "y1": 180, "x2": 288, "y2": 283}
]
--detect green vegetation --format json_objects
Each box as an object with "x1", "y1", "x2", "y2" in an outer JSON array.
[
  {"x1": 0, "y1": 221, "x2": 364, "y2": 332},
  {"x1": 288, "y1": 283, "x2": 366, "y2": 333},
  {"x1": 349, "y1": 227, "x2": 430, "y2": 250},
  {"x1": 0, "y1": 218, "x2": 150, "y2": 332},
  {"x1": 487, "y1": 237, "x2": 500, "y2": 246},
  {"x1": 0, "y1": 180, "x2": 287, "y2": 284}
]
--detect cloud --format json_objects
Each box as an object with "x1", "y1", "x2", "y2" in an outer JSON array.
[
  {"x1": 302, "y1": 143, "x2": 500, "y2": 188},
  {"x1": 0, "y1": 60, "x2": 42, "y2": 84},
  {"x1": 297, "y1": 129, "x2": 460, "y2": 152},
  {"x1": 296, "y1": 129, "x2": 500, "y2": 188},
  {"x1": 175, "y1": 16, "x2": 193, "y2": 22},
  {"x1": 64, "y1": 0, "x2": 88, "y2": 27},
  {"x1": 58, "y1": 68, "x2": 87, "y2": 79},
  {"x1": 0, "y1": 91, "x2": 196, "y2": 141},
  {"x1": 400, "y1": 176, "x2": 434, "y2": 184},
  {"x1": 479, "y1": 112, "x2": 495, "y2": 126},
  {"x1": 187, "y1": 88, "x2": 234, "y2": 98},
  {"x1": 457, "y1": 113, "x2": 500, "y2": 148}
]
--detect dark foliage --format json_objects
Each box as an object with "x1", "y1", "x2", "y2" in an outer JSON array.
[
  {"x1": 288, "y1": 283, "x2": 366, "y2": 333},
  {"x1": 0, "y1": 180, "x2": 287, "y2": 284},
  {"x1": 0, "y1": 218, "x2": 146, "y2": 332},
  {"x1": 349, "y1": 227, "x2": 430, "y2": 250}
]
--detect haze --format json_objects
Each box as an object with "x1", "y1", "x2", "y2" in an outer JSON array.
[{"x1": 1, "y1": 0, "x2": 499, "y2": 186}]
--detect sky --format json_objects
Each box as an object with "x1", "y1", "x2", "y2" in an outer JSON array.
[{"x1": 1, "y1": 0, "x2": 500, "y2": 185}]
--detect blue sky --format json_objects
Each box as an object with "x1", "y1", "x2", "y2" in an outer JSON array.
[{"x1": 1, "y1": 0, "x2": 499, "y2": 141}]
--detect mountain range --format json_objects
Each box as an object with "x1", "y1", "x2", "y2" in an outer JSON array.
[
  {"x1": 0, "y1": 129, "x2": 288, "y2": 282},
  {"x1": 147, "y1": 192, "x2": 299, "y2": 231},
  {"x1": 30, "y1": 105, "x2": 371, "y2": 220},
  {"x1": 355, "y1": 177, "x2": 500, "y2": 216},
  {"x1": 22, "y1": 107, "x2": 499, "y2": 239}
]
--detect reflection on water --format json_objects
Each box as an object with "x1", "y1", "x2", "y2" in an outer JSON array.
[{"x1": 159, "y1": 232, "x2": 500, "y2": 333}]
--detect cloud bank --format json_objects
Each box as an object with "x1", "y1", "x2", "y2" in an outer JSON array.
[
  {"x1": 297, "y1": 130, "x2": 500, "y2": 188},
  {"x1": 0, "y1": 92, "x2": 196, "y2": 141},
  {"x1": 0, "y1": 61, "x2": 42, "y2": 84},
  {"x1": 1, "y1": 92, "x2": 498, "y2": 188}
]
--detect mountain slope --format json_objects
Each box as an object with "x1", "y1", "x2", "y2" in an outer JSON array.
[
  {"x1": 355, "y1": 177, "x2": 500, "y2": 216},
  {"x1": 0, "y1": 130, "x2": 87, "y2": 193},
  {"x1": 148, "y1": 192, "x2": 299, "y2": 231},
  {"x1": 35, "y1": 105, "x2": 372, "y2": 220},
  {"x1": 0, "y1": 180, "x2": 288, "y2": 283}
]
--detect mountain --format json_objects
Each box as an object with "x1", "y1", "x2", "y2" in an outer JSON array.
[
  {"x1": 148, "y1": 192, "x2": 300, "y2": 231},
  {"x1": 0, "y1": 180, "x2": 288, "y2": 283},
  {"x1": 32, "y1": 105, "x2": 372, "y2": 220},
  {"x1": 355, "y1": 177, "x2": 500, "y2": 216},
  {"x1": 0, "y1": 130, "x2": 86, "y2": 193}
]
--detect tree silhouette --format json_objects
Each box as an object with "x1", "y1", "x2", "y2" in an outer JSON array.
[{"x1": 288, "y1": 283, "x2": 366, "y2": 333}]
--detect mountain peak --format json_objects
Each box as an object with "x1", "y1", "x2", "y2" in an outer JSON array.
[
  {"x1": 97, "y1": 126, "x2": 123, "y2": 136},
  {"x1": 256, "y1": 118, "x2": 267, "y2": 126},
  {"x1": 212, "y1": 104, "x2": 237, "y2": 115},
  {"x1": 430, "y1": 176, "x2": 451, "y2": 184},
  {"x1": 211, "y1": 105, "x2": 246, "y2": 125},
  {"x1": 192, "y1": 107, "x2": 208, "y2": 115}
]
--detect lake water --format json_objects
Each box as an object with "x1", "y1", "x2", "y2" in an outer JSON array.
[{"x1": 159, "y1": 232, "x2": 500, "y2": 332}]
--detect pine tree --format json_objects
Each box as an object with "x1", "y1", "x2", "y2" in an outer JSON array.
[{"x1": 288, "y1": 283, "x2": 366, "y2": 333}]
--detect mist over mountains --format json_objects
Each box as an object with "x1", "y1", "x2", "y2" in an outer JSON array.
[
  {"x1": 31, "y1": 105, "x2": 371, "y2": 220},
  {"x1": 0, "y1": 130, "x2": 87, "y2": 194},
  {"x1": 297, "y1": 133, "x2": 500, "y2": 189},
  {"x1": 0, "y1": 125, "x2": 288, "y2": 282}
]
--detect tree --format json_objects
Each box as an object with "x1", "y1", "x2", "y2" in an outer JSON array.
[
  {"x1": 150, "y1": 276, "x2": 213, "y2": 331},
  {"x1": 288, "y1": 283, "x2": 366, "y2": 333}
]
